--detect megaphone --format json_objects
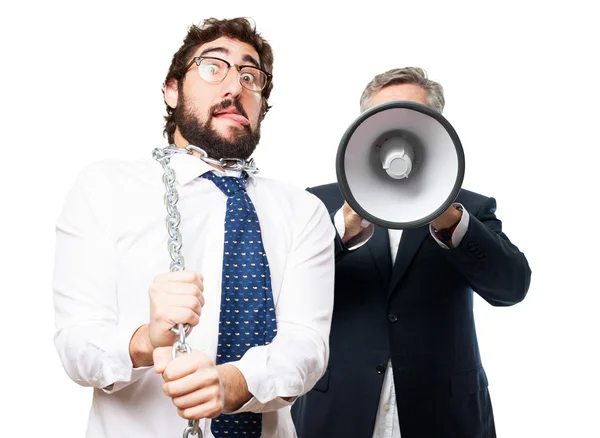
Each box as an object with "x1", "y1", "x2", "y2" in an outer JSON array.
[{"x1": 336, "y1": 100, "x2": 465, "y2": 229}]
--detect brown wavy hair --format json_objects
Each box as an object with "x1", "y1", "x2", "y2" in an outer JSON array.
[{"x1": 162, "y1": 17, "x2": 274, "y2": 143}]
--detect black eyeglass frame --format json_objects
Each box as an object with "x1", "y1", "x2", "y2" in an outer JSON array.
[{"x1": 185, "y1": 56, "x2": 272, "y2": 91}]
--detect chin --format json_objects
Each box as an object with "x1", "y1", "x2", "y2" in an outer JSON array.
[
  {"x1": 213, "y1": 125, "x2": 247, "y2": 143},
  {"x1": 214, "y1": 131, "x2": 237, "y2": 144}
]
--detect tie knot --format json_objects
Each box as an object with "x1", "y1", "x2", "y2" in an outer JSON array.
[{"x1": 202, "y1": 171, "x2": 247, "y2": 197}]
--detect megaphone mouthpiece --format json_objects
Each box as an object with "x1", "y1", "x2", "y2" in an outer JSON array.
[{"x1": 379, "y1": 136, "x2": 415, "y2": 179}]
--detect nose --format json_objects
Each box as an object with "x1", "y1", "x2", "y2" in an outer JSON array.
[{"x1": 220, "y1": 67, "x2": 243, "y2": 99}]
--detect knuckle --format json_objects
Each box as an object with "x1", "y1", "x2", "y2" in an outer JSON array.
[
  {"x1": 200, "y1": 352, "x2": 215, "y2": 367},
  {"x1": 208, "y1": 400, "x2": 224, "y2": 418},
  {"x1": 184, "y1": 407, "x2": 202, "y2": 421},
  {"x1": 188, "y1": 271, "x2": 199, "y2": 284},
  {"x1": 208, "y1": 385, "x2": 220, "y2": 400},
  {"x1": 186, "y1": 283, "x2": 198, "y2": 296},
  {"x1": 162, "y1": 382, "x2": 172, "y2": 396},
  {"x1": 186, "y1": 308, "x2": 196, "y2": 320},
  {"x1": 185, "y1": 310, "x2": 199, "y2": 327},
  {"x1": 172, "y1": 396, "x2": 185, "y2": 409}
]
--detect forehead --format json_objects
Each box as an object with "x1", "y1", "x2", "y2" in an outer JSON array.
[
  {"x1": 192, "y1": 36, "x2": 260, "y2": 64},
  {"x1": 370, "y1": 83, "x2": 429, "y2": 106}
]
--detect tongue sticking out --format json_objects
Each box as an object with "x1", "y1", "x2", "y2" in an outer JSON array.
[{"x1": 214, "y1": 113, "x2": 249, "y2": 126}]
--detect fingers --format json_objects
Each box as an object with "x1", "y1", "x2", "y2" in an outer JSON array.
[
  {"x1": 343, "y1": 202, "x2": 363, "y2": 224},
  {"x1": 148, "y1": 306, "x2": 200, "y2": 348},
  {"x1": 169, "y1": 385, "x2": 220, "y2": 410},
  {"x1": 150, "y1": 292, "x2": 204, "y2": 319},
  {"x1": 176, "y1": 395, "x2": 224, "y2": 420},
  {"x1": 149, "y1": 280, "x2": 204, "y2": 302},
  {"x1": 163, "y1": 360, "x2": 219, "y2": 394},
  {"x1": 153, "y1": 271, "x2": 204, "y2": 290},
  {"x1": 153, "y1": 346, "x2": 210, "y2": 376},
  {"x1": 163, "y1": 352, "x2": 214, "y2": 381},
  {"x1": 156, "y1": 351, "x2": 224, "y2": 420},
  {"x1": 148, "y1": 271, "x2": 205, "y2": 348},
  {"x1": 342, "y1": 201, "x2": 371, "y2": 241},
  {"x1": 149, "y1": 276, "x2": 204, "y2": 319}
]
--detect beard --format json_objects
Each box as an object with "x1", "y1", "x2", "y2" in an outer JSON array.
[{"x1": 174, "y1": 94, "x2": 261, "y2": 161}]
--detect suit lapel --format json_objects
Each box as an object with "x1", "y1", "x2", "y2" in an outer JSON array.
[
  {"x1": 366, "y1": 225, "x2": 393, "y2": 285},
  {"x1": 388, "y1": 226, "x2": 430, "y2": 296}
]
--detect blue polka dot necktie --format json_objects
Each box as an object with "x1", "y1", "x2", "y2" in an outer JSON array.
[{"x1": 202, "y1": 171, "x2": 277, "y2": 438}]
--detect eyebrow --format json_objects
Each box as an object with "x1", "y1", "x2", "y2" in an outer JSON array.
[{"x1": 199, "y1": 46, "x2": 260, "y2": 68}]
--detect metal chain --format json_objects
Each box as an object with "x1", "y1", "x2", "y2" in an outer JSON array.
[{"x1": 152, "y1": 144, "x2": 259, "y2": 438}]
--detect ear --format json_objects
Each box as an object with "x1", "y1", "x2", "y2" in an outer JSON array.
[
  {"x1": 164, "y1": 79, "x2": 179, "y2": 109},
  {"x1": 259, "y1": 99, "x2": 271, "y2": 121}
]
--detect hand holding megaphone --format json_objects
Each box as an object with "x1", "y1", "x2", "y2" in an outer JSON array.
[
  {"x1": 341, "y1": 201, "x2": 372, "y2": 244},
  {"x1": 342, "y1": 198, "x2": 462, "y2": 244}
]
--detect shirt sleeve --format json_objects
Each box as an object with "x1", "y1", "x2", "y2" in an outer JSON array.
[
  {"x1": 53, "y1": 162, "x2": 151, "y2": 392},
  {"x1": 429, "y1": 203, "x2": 470, "y2": 249},
  {"x1": 333, "y1": 207, "x2": 374, "y2": 250},
  {"x1": 226, "y1": 196, "x2": 336, "y2": 414}
]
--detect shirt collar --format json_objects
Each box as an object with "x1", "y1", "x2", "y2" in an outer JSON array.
[{"x1": 168, "y1": 152, "x2": 257, "y2": 186}]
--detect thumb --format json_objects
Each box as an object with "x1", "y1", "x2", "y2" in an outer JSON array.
[{"x1": 153, "y1": 346, "x2": 173, "y2": 374}]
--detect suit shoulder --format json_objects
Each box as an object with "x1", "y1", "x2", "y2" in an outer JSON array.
[
  {"x1": 305, "y1": 182, "x2": 345, "y2": 211},
  {"x1": 457, "y1": 188, "x2": 496, "y2": 212},
  {"x1": 459, "y1": 188, "x2": 493, "y2": 201},
  {"x1": 306, "y1": 182, "x2": 340, "y2": 196}
]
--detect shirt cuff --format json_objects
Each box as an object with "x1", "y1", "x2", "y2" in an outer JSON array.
[
  {"x1": 225, "y1": 359, "x2": 296, "y2": 414},
  {"x1": 333, "y1": 208, "x2": 374, "y2": 250},
  {"x1": 430, "y1": 203, "x2": 470, "y2": 249},
  {"x1": 223, "y1": 394, "x2": 296, "y2": 415},
  {"x1": 100, "y1": 323, "x2": 154, "y2": 393}
]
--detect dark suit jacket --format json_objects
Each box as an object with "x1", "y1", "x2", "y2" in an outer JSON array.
[{"x1": 291, "y1": 183, "x2": 531, "y2": 438}]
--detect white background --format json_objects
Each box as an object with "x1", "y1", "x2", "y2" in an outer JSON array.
[{"x1": 1, "y1": 0, "x2": 599, "y2": 436}]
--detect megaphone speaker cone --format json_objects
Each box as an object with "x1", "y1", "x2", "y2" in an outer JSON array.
[{"x1": 336, "y1": 100, "x2": 465, "y2": 229}]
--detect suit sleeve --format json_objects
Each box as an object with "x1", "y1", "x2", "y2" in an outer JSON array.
[{"x1": 447, "y1": 196, "x2": 531, "y2": 306}]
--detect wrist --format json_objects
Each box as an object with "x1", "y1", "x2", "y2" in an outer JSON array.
[
  {"x1": 342, "y1": 220, "x2": 370, "y2": 244},
  {"x1": 217, "y1": 364, "x2": 251, "y2": 411},
  {"x1": 431, "y1": 205, "x2": 462, "y2": 231},
  {"x1": 341, "y1": 231, "x2": 354, "y2": 244},
  {"x1": 129, "y1": 324, "x2": 154, "y2": 368}
]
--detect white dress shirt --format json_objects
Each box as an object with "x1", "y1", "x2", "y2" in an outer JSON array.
[
  {"x1": 334, "y1": 206, "x2": 469, "y2": 438},
  {"x1": 53, "y1": 152, "x2": 336, "y2": 438}
]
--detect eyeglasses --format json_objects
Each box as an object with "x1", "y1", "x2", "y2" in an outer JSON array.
[{"x1": 186, "y1": 56, "x2": 272, "y2": 92}]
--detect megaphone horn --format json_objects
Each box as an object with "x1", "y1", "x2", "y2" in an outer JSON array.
[{"x1": 336, "y1": 100, "x2": 465, "y2": 229}]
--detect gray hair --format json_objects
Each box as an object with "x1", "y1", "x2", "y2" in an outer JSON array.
[{"x1": 359, "y1": 67, "x2": 445, "y2": 113}]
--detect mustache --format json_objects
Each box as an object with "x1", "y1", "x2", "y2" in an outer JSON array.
[{"x1": 210, "y1": 99, "x2": 250, "y2": 121}]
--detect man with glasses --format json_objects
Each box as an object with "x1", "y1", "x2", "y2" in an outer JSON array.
[{"x1": 53, "y1": 17, "x2": 335, "y2": 438}]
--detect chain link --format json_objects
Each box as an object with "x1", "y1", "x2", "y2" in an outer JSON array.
[{"x1": 152, "y1": 144, "x2": 259, "y2": 438}]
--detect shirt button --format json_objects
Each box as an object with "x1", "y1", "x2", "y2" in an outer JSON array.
[
  {"x1": 388, "y1": 313, "x2": 398, "y2": 323},
  {"x1": 376, "y1": 364, "x2": 386, "y2": 374}
]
